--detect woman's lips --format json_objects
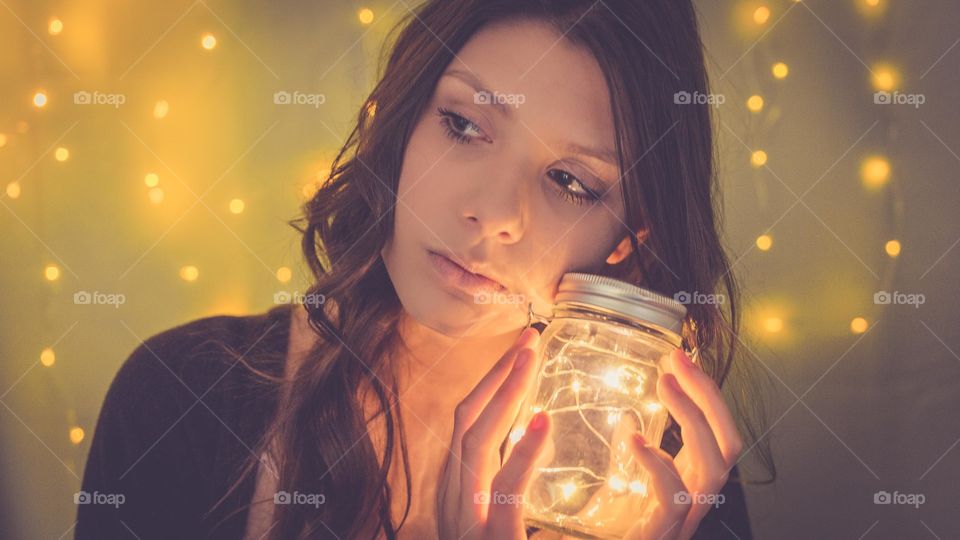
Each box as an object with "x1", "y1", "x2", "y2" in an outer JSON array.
[{"x1": 427, "y1": 251, "x2": 507, "y2": 296}]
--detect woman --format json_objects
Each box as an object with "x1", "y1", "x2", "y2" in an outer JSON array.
[{"x1": 77, "y1": 0, "x2": 774, "y2": 538}]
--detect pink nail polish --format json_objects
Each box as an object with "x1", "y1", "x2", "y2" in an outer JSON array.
[{"x1": 528, "y1": 411, "x2": 547, "y2": 431}]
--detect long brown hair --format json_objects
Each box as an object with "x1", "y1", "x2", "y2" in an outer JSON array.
[{"x1": 215, "y1": 0, "x2": 776, "y2": 538}]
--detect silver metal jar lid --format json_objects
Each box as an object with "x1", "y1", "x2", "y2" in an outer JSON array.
[{"x1": 554, "y1": 272, "x2": 688, "y2": 334}]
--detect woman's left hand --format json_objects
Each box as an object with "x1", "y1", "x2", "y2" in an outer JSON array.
[{"x1": 621, "y1": 347, "x2": 745, "y2": 540}]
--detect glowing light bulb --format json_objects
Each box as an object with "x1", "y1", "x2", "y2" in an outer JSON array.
[
  {"x1": 358, "y1": 8, "x2": 375, "y2": 25},
  {"x1": 608, "y1": 476, "x2": 627, "y2": 492},
  {"x1": 602, "y1": 369, "x2": 621, "y2": 388},
  {"x1": 228, "y1": 198, "x2": 245, "y2": 214},
  {"x1": 33, "y1": 91, "x2": 48, "y2": 108},
  {"x1": 561, "y1": 481, "x2": 578, "y2": 500},
  {"x1": 763, "y1": 317, "x2": 783, "y2": 333},
  {"x1": 201, "y1": 33, "x2": 217, "y2": 50},
  {"x1": 54, "y1": 147, "x2": 69, "y2": 161},
  {"x1": 747, "y1": 95, "x2": 765, "y2": 113},
  {"x1": 871, "y1": 65, "x2": 898, "y2": 92},
  {"x1": 40, "y1": 347, "x2": 56, "y2": 367},
  {"x1": 753, "y1": 6, "x2": 771, "y2": 24},
  {"x1": 6, "y1": 182, "x2": 21, "y2": 199},
  {"x1": 154, "y1": 100, "x2": 170, "y2": 119},
  {"x1": 850, "y1": 317, "x2": 868, "y2": 334},
  {"x1": 69, "y1": 427, "x2": 85, "y2": 445},
  {"x1": 756, "y1": 234, "x2": 773, "y2": 251},
  {"x1": 179, "y1": 265, "x2": 199, "y2": 282},
  {"x1": 751, "y1": 150, "x2": 768, "y2": 168},
  {"x1": 49, "y1": 17, "x2": 63, "y2": 35},
  {"x1": 861, "y1": 156, "x2": 890, "y2": 188},
  {"x1": 276, "y1": 266, "x2": 292, "y2": 283},
  {"x1": 144, "y1": 172, "x2": 159, "y2": 187},
  {"x1": 885, "y1": 240, "x2": 901, "y2": 257},
  {"x1": 44, "y1": 264, "x2": 60, "y2": 281},
  {"x1": 865, "y1": 0, "x2": 880, "y2": 8},
  {"x1": 772, "y1": 62, "x2": 789, "y2": 79}
]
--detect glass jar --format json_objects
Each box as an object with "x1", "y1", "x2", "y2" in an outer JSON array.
[{"x1": 505, "y1": 272, "x2": 691, "y2": 539}]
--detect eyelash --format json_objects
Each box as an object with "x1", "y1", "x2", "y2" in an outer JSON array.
[{"x1": 435, "y1": 106, "x2": 601, "y2": 206}]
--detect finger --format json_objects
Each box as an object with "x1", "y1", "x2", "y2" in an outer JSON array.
[
  {"x1": 441, "y1": 326, "x2": 539, "y2": 538},
  {"x1": 486, "y1": 411, "x2": 552, "y2": 538},
  {"x1": 459, "y1": 343, "x2": 541, "y2": 528},
  {"x1": 452, "y1": 327, "x2": 540, "y2": 457},
  {"x1": 656, "y1": 373, "x2": 727, "y2": 484},
  {"x1": 662, "y1": 348, "x2": 744, "y2": 468},
  {"x1": 624, "y1": 433, "x2": 690, "y2": 540}
]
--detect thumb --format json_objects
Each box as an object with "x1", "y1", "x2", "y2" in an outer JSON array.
[{"x1": 484, "y1": 411, "x2": 552, "y2": 538}]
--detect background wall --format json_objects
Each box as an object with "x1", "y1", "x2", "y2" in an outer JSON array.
[{"x1": 0, "y1": 1, "x2": 957, "y2": 538}]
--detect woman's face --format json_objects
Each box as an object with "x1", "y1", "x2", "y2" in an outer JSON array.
[{"x1": 382, "y1": 19, "x2": 632, "y2": 338}]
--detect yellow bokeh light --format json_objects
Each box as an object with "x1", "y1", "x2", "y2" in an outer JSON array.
[
  {"x1": 865, "y1": 0, "x2": 880, "y2": 7},
  {"x1": 144, "y1": 172, "x2": 160, "y2": 187},
  {"x1": 148, "y1": 187, "x2": 165, "y2": 204},
  {"x1": 69, "y1": 427, "x2": 85, "y2": 445},
  {"x1": 44, "y1": 264, "x2": 60, "y2": 281},
  {"x1": 179, "y1": 265, "x2": 199, "y2": 282},
  {"x1": 54, "y1": 147, "x2": 69, "y2": 162},
  {"x1": 871, "y1": 65, "x2": 898, "y2": 92},
  {"x1": 358, "y1": 8, "x2": 375, "y2": 25},
  {"x1": 48, "y1": 17, "x2": 64, "y2": 35},
  {"x1": 756, "y1": 234, "x2": 773, "y2": 251},
  {"x1": 850, "y1": 317, "x2": 869, "y2": 334},
  {"x1": 40, "y1": 347, "x2": 56, "y2": 367},
  {"x1": 228, "y1": 198, "x2": 245, "y2": 214},
  {"x1": 276, "y1": 266, "x2": 293, "y2": 283},
  {"x1": 747, "y1": 94, "x2": 765, "y2": 113},
  {"x1": 772, "y1": 62, "x2": 789, "y2": 79},
  {"x1": 153, "y1": 100, "x2": 170, "y2": 119},
  {"x1": 201, "y1": 33, "x2": 217, "y2": 50},
  {"x1": 861, "y1": 156, "x2": 890, "y2": 188},
  {"x1": 33, "y1": 91, "x2": 48, "y2": 108},
  {"x1": 751, "y1": 150, "x2": 768, "y2": 168},
  {"x1": 763, "y1": 316, "x2": 783, "y2": 333},
  {"x1": 753, "y1": 6, "x2": 771, "y2": 25},
  {"x1": 0, "y1": 133, "x2": 7, "y2": 147},
  {"x1": 6, "y1": 182, "x2": 21, "y2": 199},
  {"x1": 885, "y1": 239, "x2": 901, "y2": 257}
]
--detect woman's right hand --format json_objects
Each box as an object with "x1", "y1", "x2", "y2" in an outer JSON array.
[{"x1": 436, "y1": 326, "x2": 552, "y2": 540}]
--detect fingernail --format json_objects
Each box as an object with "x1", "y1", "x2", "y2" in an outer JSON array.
[
  {"x1": 528, "y1": 411, "x2": 547, "y2": 431},
  {"x1": 633, "y1": 432, "x2": 648, "y2": 448},
  {"x1": 677, "y1": 348, "x2": 694, "y2": 368}
]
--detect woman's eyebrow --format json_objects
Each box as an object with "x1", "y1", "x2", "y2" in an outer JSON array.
[
  {"x1": 441, "y1": 68, "x2": 619, "y2": 169},
  {"x1": 441, "y1": 68, "x2": 514, "y2": 119}
]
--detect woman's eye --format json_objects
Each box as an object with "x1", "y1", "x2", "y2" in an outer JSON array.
[
  {"x1": 548, "y1": 169, "x2": 601, "y2": 206},
  {"x1": 436, "y1": 107, "x2": 484, "y2": 144}
]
